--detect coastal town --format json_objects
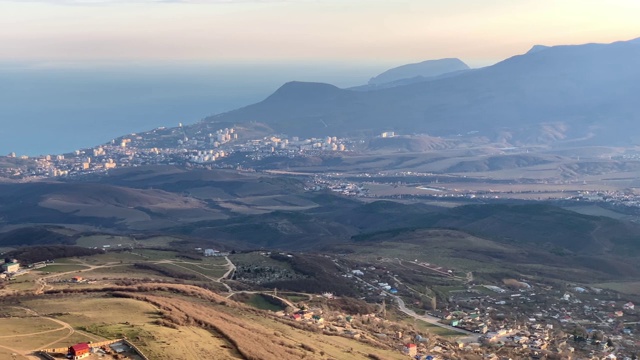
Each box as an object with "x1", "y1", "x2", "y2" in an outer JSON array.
[
  {"x1": 0, "y1": 125, "x2": 352, "y2": 179},
  {"x1": 4, "y1": 123, "x2": 640, "y2": 214}
]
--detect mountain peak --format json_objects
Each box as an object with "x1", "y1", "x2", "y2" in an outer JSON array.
[
  {"x1": 368, "y1": 58, "x2": 470, "y2": 85},
  {"x1": 208, "y1": 37, "x2": 640, "y2": 145},
  {"x1": 526, "y1": 45, "x2": 550, "y2": 54},
  {"x1": 267, "y1": 81, "x2": 342, "y2": 101}
]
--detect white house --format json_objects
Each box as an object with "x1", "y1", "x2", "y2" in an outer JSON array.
[{"x1": 204, "y1": 249, "x2": 219, "y2": 256}]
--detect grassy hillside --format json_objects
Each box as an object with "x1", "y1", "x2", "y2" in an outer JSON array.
[
  {"x1": 0, "y1": 167, "x2": 318, "y2": 232},
  {"x1": 431, "y1": 204, "x2": 640, "y2": 255}
]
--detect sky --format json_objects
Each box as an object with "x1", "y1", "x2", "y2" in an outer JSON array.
[{"x1": 1, "y1": 0, "x2": 640, "y2": 68}]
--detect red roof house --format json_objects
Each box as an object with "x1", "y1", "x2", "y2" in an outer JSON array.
[
  {"x1": 69, "y1": 343, "x2": 90, "y2": 359},
  {"x1": 403, "y1": 343, "x2": 417, "y2": 356}
]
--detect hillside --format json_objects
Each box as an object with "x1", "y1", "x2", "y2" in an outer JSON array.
[
  {"x1": 204, "y1": 38, "x2": 640, "y2": 146},
  {"x1": 0, "y1": 167, "x2": 317, "y2": 232},
  {"x1": 354, "y1": 203, "x2": 640, "y2": 256}
]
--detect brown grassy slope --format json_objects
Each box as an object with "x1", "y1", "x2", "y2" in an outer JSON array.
[
  {"x1": 101, "y1": 284, "x2": 402, "y2": 360},
  {"x1": 121, "y1": 293, "x2": 312, "y2": 360},
  {"x1": 34, "y1": 282, "x2": 405, "y2": 359}
]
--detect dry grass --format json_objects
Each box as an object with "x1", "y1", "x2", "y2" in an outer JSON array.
[
  {"x1": 22, "y1": 292, "x2": 239, "y2": 359},
  {"x1": 44, "y1": 331, "x2": 102, "y2": 349},
  {"x1": 0, "y1": 317, "x2": 62, "y2": 336},
  {"x1": 0, "y1": 328, "x2": 69, "y2": 352},
  {"x1": 0, "y1": 347, "x2": 29, "y2": 359},
  {"x1": 108, "y1": 284, "x2": 407, "y2": 360},
  {"x1": 11, "y1": 283, "x2": 408, "y2": 360}
]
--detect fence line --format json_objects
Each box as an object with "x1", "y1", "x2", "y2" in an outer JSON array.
[
  {"x1": 39, "y1": 338, "x2": 148, "y2": 360},
  {"x1": 123, "y1": 339, "x2": 150, "y2": 360}
]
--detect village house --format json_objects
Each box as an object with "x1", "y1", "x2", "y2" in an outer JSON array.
[
  {"x1": 2, "y1": 260, "x2": 20, "y2": 274},
  {"x1": 68, "y1": 343, "x2": 90, "y2": 360},
  {"x1": 204, "y1": 249, "x2": 219, "y2": 256},
  {"x1": 403, "y1": 343, "x2": 417, "y2": 357}
]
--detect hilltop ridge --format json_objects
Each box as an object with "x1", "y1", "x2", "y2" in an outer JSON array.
[
  {"x1": 204, "y1": 37, "x2": 640, "y2": 146},
  {"x1": 367, "y1": 57, "x2": 470, "y2": 85}
]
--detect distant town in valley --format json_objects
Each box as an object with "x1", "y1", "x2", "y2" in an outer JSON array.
[{"x1": 4, "y1": 123, "x2": 640, "y2": 213}]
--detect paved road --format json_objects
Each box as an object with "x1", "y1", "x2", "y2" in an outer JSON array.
[
  {"x1": 352, "y1": 275, "x2": 479, "y2": 342},
  {"x1": 393, "y1": 296, "x2": 480, "y2": 342}
]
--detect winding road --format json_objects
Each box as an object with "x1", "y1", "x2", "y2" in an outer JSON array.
[{"x1": 0, "y1": 307, "x2": 98, "y2": 360}]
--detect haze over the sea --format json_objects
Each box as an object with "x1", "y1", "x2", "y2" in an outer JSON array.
[
  {"x1": 2, "y1": 0, "x2": 639, "y2": 156},
  {"x1": 0, "y1": 62, "x2": 386, "y2": 156}
]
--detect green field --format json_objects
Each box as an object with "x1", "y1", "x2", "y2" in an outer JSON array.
[
  {"x1": 282, "y1": 294, "x2": 309, "y2": 303},
  {"x1": 594, "y1": 281, "x2": 640, "y2": 296},
  {"x1": 133, "y1": 249, "x2": 180, "y2": 260},
  {"x1": 37, "y1": 264, "x2": 89, "y2": 273},
  {"x1": 173, "y1": 263, "x2": 228, "y2": 278},
  {"x1": 242, "y1": 294, "x2": 286, "y2": 311},
  {"x1": 230, "y1": 252, "x2": 292, "y2": 270}
]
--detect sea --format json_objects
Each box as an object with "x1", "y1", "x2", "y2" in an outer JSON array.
[{"x1": 0, "y1": 62, "x2": 386, "y2": 156}]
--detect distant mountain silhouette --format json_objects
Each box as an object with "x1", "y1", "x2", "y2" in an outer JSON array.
[
  {"x1": 368, "y1": 58, "x2": 470, "y2": 85},
  {"x1": 349, "y1": 69, "x2": 471, "y2": 91},
  {"x1": 205, "y1": 38, "x2": 640, "y2": 146},
  {"x1": 526, "y1": 45, "x2": 550, "y2": 54}
]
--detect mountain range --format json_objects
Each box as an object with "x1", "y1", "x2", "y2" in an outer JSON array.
[
  {"x1": 349, "y1": 58, "x2": 470, "y2": 91},
  {"x1": 203, "y1": 38, "x2": 640, "y2": 146},
  {"x1": 367, "y1": 58, "x2": 470, "y2": 85}
]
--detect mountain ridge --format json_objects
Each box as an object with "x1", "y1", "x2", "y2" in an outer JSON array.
[
  {"x1": 203, "y1": 37, "x2": 640, "y2": 146},
  {"x1": 367, "y1": 57, "x2": 470, "y2": 85}
]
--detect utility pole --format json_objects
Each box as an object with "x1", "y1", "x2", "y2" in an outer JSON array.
[{"x1": 381, "y1": 298, "x2": 387, "y2": 318}]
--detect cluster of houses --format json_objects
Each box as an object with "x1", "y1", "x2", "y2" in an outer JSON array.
[
  {"x1": 444, "y1": 282, "x2": 640, "y2": 359},
  {"x1": 289, "y1": 309, "x2": 325, "y2": 324},
  {"x1": 338, "y1": 258, "x2": 640, "y2": 359},
  {"x1": 279, "y1": 302, "x2": 476, "y2": 359}
]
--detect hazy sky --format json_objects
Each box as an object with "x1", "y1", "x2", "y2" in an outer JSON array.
[{"x1": 1, "y1": 0, "x2": 640, "y2": 67}]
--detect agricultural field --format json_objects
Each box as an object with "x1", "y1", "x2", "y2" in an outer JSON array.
[
  {"x1": 173, "y1": 262, "x2": 228, "y2": 279},
  {"x1": 280, "y1": 293, "x2": 310, "y2": 303},
  {"x1": 594, "y1": 281, "x2": 640, "y2": 296},
  {"x1": 234, "y1": 293, "x2": 286, "y2": 312},
  {"x1": 79, "y1": 264, "x2": 174, "y2": 280},
  {"x1": 37, "y1": 264, "x2": 89, "y2": 273},
  {"x1": 229, "y1": 252, "x2": 292, "y2": 270},
  {"x1": 75, "y1": 234, "x2": 137, "y2": 248}
]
